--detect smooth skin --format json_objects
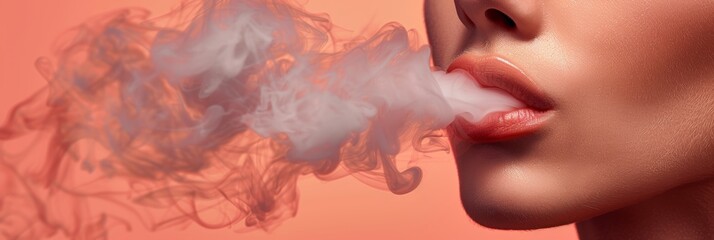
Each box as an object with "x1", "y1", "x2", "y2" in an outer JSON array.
[{"x1": 424, "y1": 0, "x2": 714, "y2": 239}]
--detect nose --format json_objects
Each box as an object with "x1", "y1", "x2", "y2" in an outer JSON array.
[{"x1": 454, "y1": 0, "x2": 543, "y2": 40}]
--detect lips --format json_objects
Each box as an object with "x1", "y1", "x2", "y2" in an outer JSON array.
[{"x1": 447, "y1": 55, "x2": 555, "y2": 143}]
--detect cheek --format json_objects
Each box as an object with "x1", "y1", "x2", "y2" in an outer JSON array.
[
  {"x1": 568, "y1": 2, "x2": 714, "y2": 144},
  {"x1": 564, "y1": 1, "x2": 714, "y2": 93},
  {"x1": 547, "y1": 0, "x2": 714, "y2": 210},
  {"x1": 550, "y1": 0, "x2": 714, "y2": 141}
]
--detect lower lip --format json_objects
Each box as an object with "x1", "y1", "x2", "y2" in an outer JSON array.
[{"x1": 451, "y1": 108, "x2": 553, "y2": 143}]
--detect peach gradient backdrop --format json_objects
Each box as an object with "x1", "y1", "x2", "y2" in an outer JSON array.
[{"x1": 0, "y1": 0, "x2": 577, "y2": 239}]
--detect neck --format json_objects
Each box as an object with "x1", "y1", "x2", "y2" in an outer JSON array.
[{"x1": 576, "y1": 179, "x2": 714, "y2": 240}]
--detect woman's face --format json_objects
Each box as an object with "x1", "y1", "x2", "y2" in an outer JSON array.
[{"x1": 425, "y1": 0, "x2": 714, "y2": 229}]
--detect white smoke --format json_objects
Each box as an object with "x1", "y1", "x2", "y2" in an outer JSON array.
[
  {"x1": 0, "y1": 0, "x2": 525, "y2": 238},
  {"x1": 148, "y1": 0, "x2": 521, "y2": 162}
]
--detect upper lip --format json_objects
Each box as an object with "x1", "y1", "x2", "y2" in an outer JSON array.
[{"x1": 447, "y1": 55, "x2": 554, "y2": 111}]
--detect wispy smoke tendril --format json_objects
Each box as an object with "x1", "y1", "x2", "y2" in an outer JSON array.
[{"x1": 0, "y1": 0, "x2": 521, "y2": 239}]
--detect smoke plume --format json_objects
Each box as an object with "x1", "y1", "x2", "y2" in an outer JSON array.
[{"x1": 0, "y1": 0, "x2": 521, "y2": 239}]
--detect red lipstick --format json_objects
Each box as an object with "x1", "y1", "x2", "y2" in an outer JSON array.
[{"x1": 447, "y1": 56, "x2": 555, "y2": 143}]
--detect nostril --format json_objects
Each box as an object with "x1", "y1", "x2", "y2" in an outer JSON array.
[{"x1": 485, "y1": 8, "x2": 517, "y2": 30}]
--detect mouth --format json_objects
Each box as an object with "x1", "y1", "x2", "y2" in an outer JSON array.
[{"x1": 447, "y1": 55, "x2": 555, "y2": 143}]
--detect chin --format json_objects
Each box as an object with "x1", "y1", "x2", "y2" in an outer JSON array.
[
  {"x1": 459, "y1": 191, "x2": 576, "y2": 230},
  {"x1": 453, "y1": 143, "x2": 588, "y2": 230}
]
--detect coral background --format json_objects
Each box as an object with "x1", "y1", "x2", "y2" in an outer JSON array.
[{"x1": 0, "y1": 0, "x2": 577, "y2": 239}]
